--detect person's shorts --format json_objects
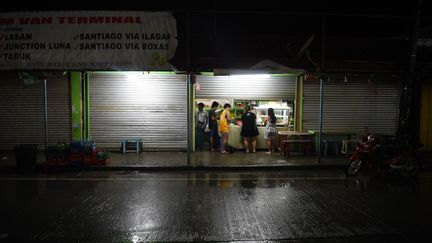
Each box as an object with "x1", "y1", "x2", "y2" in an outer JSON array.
[
  {"x1": 218, "y1": 131, "x2": 229, "y2": 137},
  {"x1": 264, "y1": 132, "x2": 277, "y2": 140},
  {"x1": 210, "y1": 127, "x2": 219, "y2": 138}
]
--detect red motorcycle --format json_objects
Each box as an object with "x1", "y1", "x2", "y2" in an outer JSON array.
[{"x1": 345, "y1": 128, "x2": 422, "y2": 177}]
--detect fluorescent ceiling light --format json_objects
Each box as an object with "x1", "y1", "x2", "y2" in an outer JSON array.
[{"x1": 229, "y1": 74, "x2": 270, "y2": 80}]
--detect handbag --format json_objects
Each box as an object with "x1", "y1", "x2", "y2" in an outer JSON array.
[{"x1": 265, "y1": 124, "x2": 277, "y2": 134}]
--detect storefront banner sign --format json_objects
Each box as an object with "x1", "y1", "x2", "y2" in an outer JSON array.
[{"x1": 0, "y1": 11, "x2": 177, "y2": 70}]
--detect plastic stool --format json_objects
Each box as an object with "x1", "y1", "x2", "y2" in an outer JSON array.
[
  {"x1": 121, "y1": 138, "x2": 142, "y2": 154},
  {"x1": 322, "y1": 140, "x2": 339, "y2": 156}
]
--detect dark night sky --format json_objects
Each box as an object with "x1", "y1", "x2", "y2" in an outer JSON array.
[
  {"x1": 2, "y1": 0, "x2": 430, "y2": 16},
  {"x1": 2, "y1": 0, "x2": 431, "y2": 72}
]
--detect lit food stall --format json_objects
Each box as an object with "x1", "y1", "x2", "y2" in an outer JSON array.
[{"x1": 195, "y1": 73, "x2": 299, "y2": 150}]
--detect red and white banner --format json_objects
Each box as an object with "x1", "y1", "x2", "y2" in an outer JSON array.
[{"x1": 0, "y1": 11, "x2": 177, "y2": 70}]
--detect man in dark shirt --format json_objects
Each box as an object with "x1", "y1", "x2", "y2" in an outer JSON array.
[
  {"x1": 195, "y1": 102, "x2": 208, "y2": 150},
  {"x1": 208, "y1": 101, "x2": 220, "y2": 152}
]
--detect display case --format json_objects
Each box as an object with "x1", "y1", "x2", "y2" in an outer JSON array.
[
  {"x1": 234, "y1": 109, "x2": 244, "y2": 119},
  {"x1": 253, "y1": 100, "x2": 294, "y2": 127},
  {"x1": 231, "y1": 99, "x2": 258, "y2": 121},
  {"x1": 254, "y1": 107, "x2": 291, "y2": 126},
  {"x1": 195, "y1": 98, "x2": 294, "y2": 128}
]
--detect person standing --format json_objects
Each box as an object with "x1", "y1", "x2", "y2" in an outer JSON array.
[
  {"x1": 208, "y1": 101, "x2": 220, "y2": 152},
  {"x1": 264, "y1": 108, "x2": 277, "y2": 154},
  {"x1": 218, "y1": 103, "x2": 231, "y2": 154},
  {"x1": 195, "y1": 102, "x2": 208, "y2": 151},
  {"x1": 241, "y1": 105, "x2": 259, "y2": 153}
]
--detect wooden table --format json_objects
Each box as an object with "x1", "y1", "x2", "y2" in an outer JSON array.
[{"x1": 278, "y1": 131, "x2": 313, "y2": 156}]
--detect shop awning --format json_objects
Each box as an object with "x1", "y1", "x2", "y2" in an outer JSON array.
[{"x1": 213, "y1": 59, "x2": 304, "y2": 76}]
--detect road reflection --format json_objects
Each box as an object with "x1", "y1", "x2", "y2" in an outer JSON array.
[{"x1": 180, "y1": 171, "x2": 431, "y2": 196}]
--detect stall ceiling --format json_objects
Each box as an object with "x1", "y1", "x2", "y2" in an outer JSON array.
[{"x1": 195, "y1": 75, "x2": 296, "y2": 99}]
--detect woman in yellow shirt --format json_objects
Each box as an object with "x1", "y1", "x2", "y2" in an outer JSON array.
[{"x1": 218, "y1": 103, "x2": 231, "y2": 154}]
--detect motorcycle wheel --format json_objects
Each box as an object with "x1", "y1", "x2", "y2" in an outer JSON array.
[
  {"x1": 345, "y1": 159, "x2": 363, "y2": 176},
  {"x1": 398, "y1": 156, "x2": 421, "y2": 177}
]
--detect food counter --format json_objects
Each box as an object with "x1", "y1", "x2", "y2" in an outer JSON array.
[{"x1": 227, "y1": 125, "x2": 289, "y2": 149}]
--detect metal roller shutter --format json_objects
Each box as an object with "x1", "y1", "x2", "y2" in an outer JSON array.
[
  {"x1": 302, "y1": 80, "x2": 320, "y2": 133},
  {"x1": 0, "y1": 72, "x2": 71, "y2": 150},
  {"x1": 302, "y1": 79, "x2": 400, "y2": 136},
  {"x1": 89, "y1": 72, "x2": 187, "y2": 151},
  {"x1": 195, "y1": 75, "x2": 296, "y2": 99}
]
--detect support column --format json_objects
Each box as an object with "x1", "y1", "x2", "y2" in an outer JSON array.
[
  {"x1": 187, "y1": 74, "x2": 191, "y2": 165},
  {"x1": 420, "y1": 80, "x2": 432, "y2": 151},
  {"x1": 192, "y1": 75, "x2": 196, "y2": 152},
  {"x1": 83, "y1": 72, "x2": 90, "y2": 140},
  {"x1": 71, "y1": 72, "x2": 82, "y2": 140},
  {"x1": 318, "y1": 77, "x2": 324, "y2": 162},
  {"x1": 294, "y1": 75, "x2": 304, "y2": 131},
  {"x1": 43, "y1": 78, "x2": 48, "y2": 148}
]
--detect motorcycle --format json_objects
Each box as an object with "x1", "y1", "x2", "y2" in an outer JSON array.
[{"x1": 345, "y1": 128, "x2": 422, "y2": 177}]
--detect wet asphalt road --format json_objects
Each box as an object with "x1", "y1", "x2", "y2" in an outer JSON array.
[{"x1": 0, "y1": 170, "x2": 431, "y2": 242}]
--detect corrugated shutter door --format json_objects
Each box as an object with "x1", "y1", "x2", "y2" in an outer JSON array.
[
  {"x1": 302, "y1": 80, "x2": 320, "y2": 133},
  {"x1": 302, "y1": 80, "x2": 399, "y2": 136},
  {"x1": 48, "y1": 74, "x2": 72, "y2": 143},
  {"x1": 0, "y1": 72, "x2": 71, "y2": 150},
  {"x1": 89, "y1": 72, "x2": 187, "y2": 151},
  {"x1": 196, "y1": 76, "x2": 296, "y2": 99}
]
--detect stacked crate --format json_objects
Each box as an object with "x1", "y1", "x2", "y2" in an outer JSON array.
[
  {"x1": 69, "y1": 141, "x2": 83, "y2": 165},
  {"x1": 94, "y1": 150, "x2": 110, "y2": 165},
  {"x1": 82, "y1": 140, "x2": 97, "y2": 165},
  {"x1": 46, "y1": 143, "x2": 69, "y2": 165},
  {"x1": 45, "y1": 140, "x2": 110, "y2": 166}
]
